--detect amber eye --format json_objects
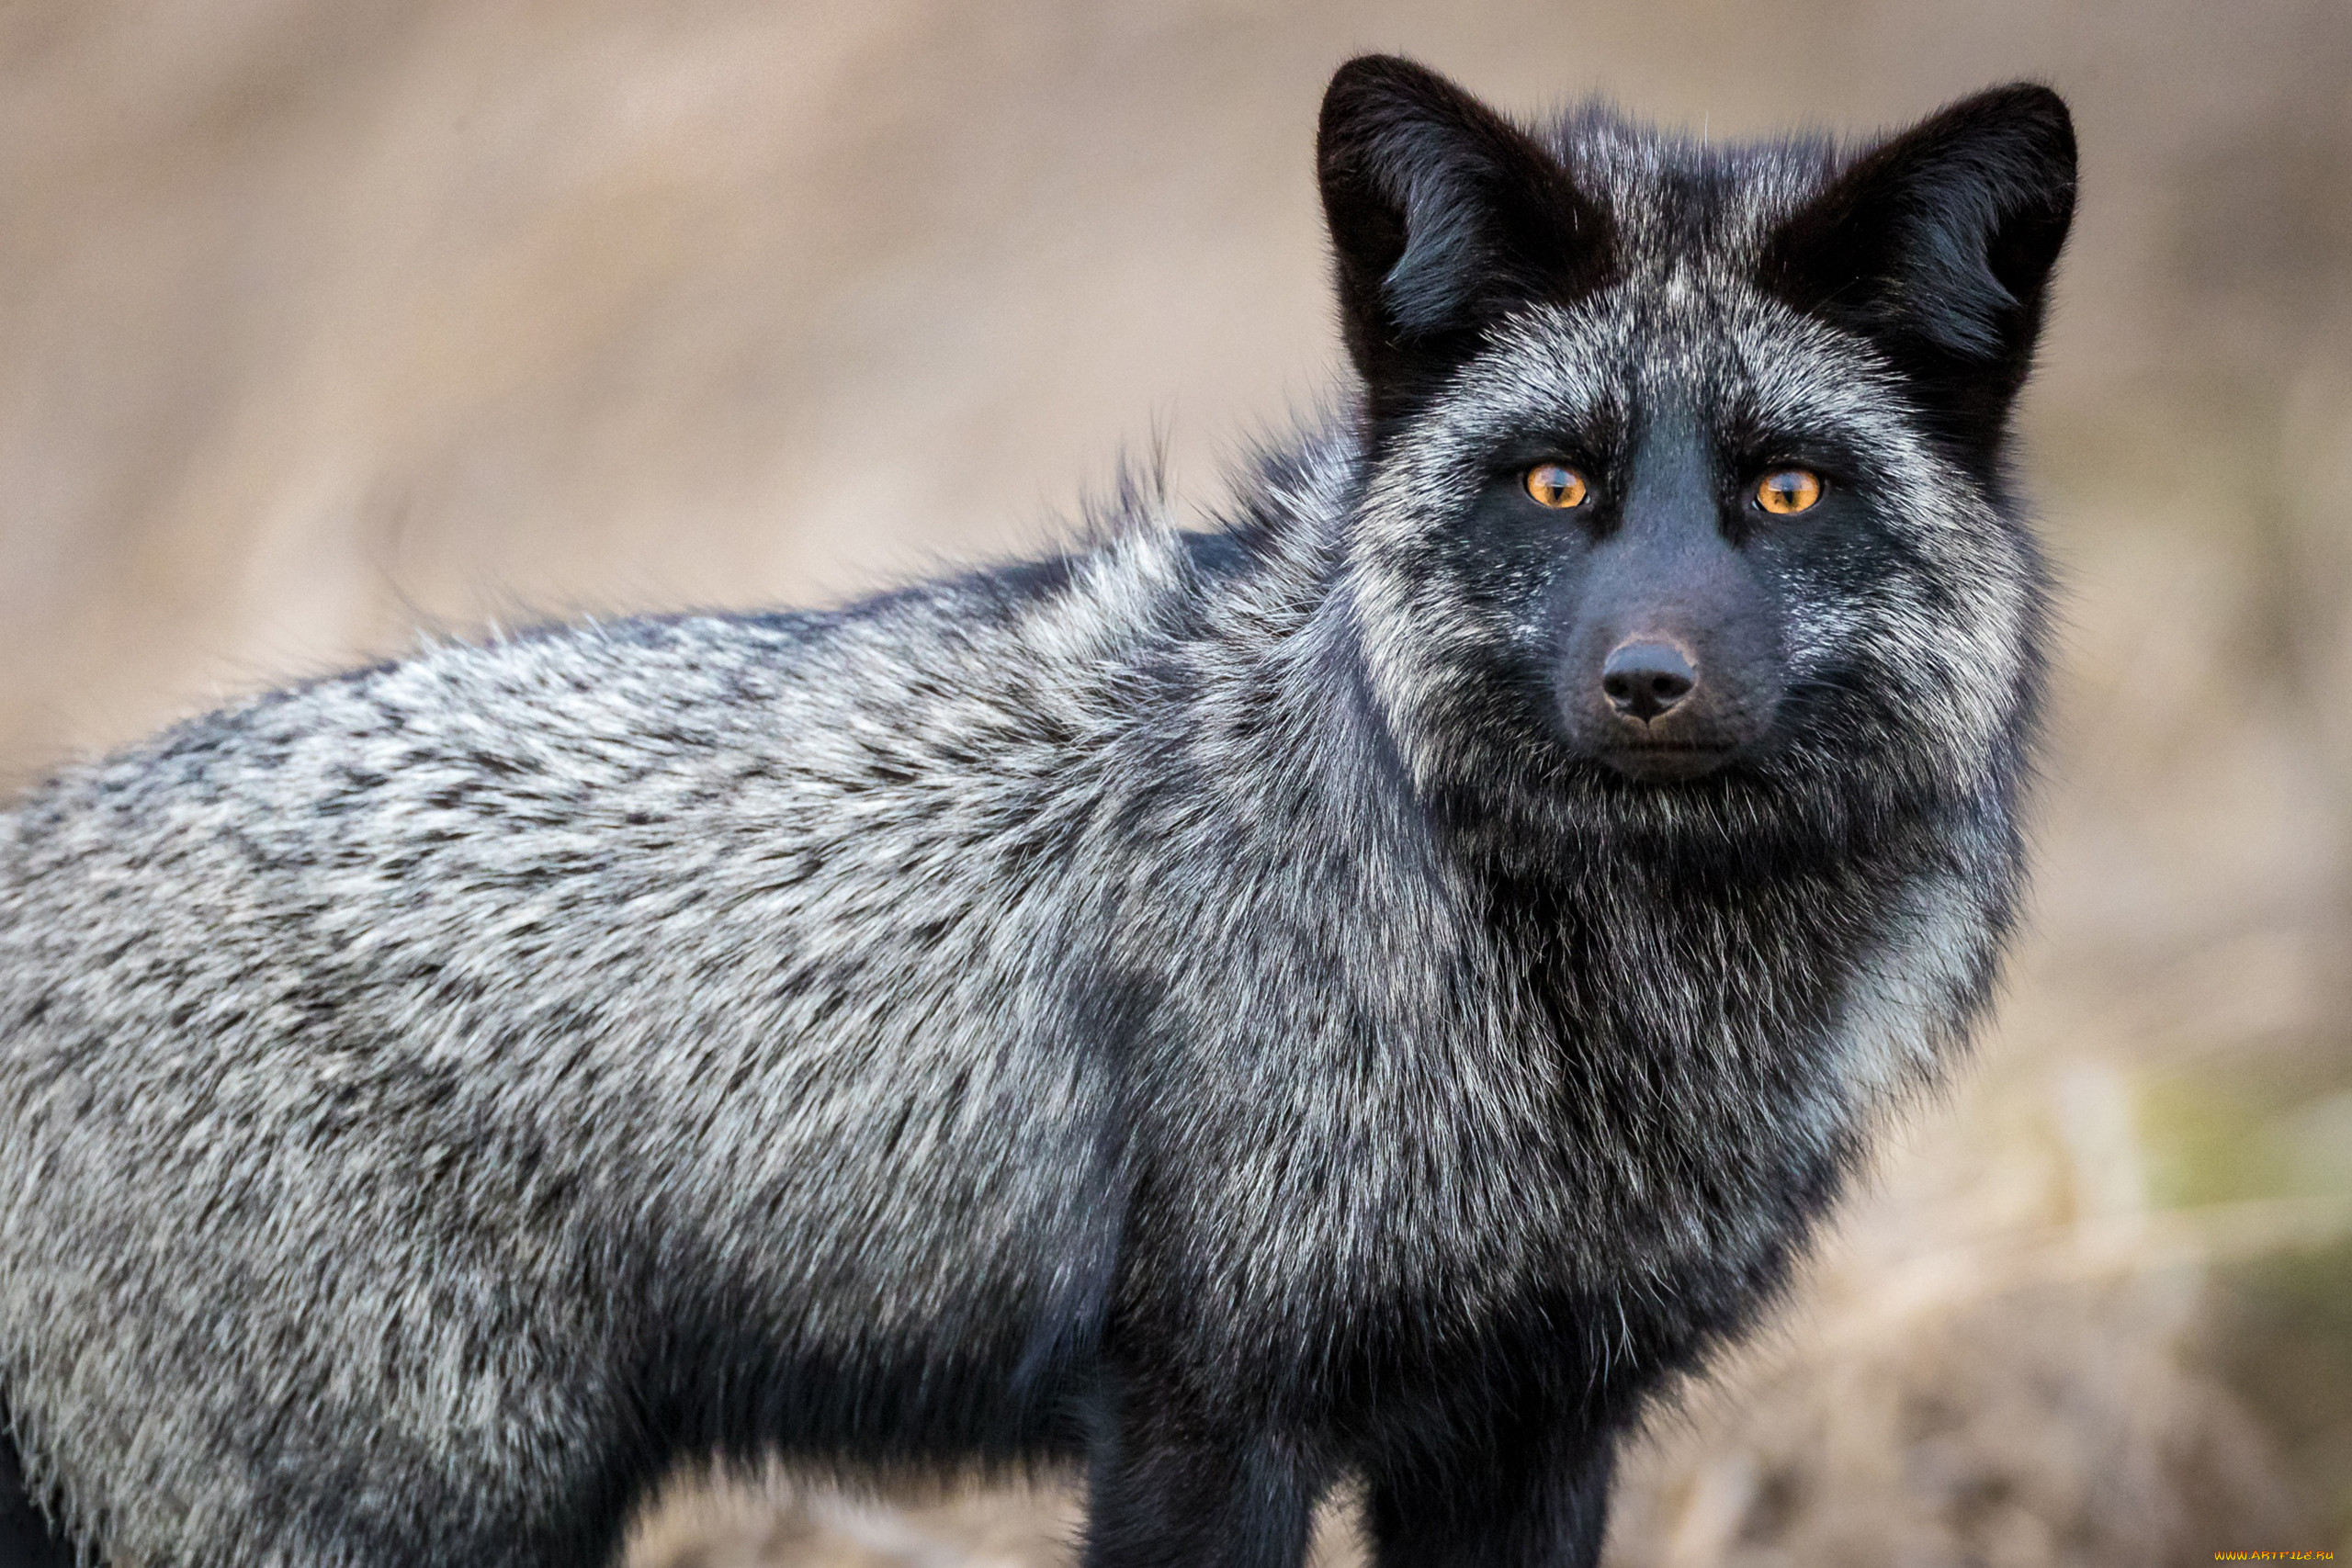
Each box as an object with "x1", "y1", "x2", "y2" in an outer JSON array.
[
  {"x1": 1755, "y1": 468, "x2": 1825, "y2": 515},
  {"x1": 1524, "y1": 463, "x2": 1590, "y2": 509}
]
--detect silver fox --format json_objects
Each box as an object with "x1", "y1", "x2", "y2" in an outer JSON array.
[{"x1": 0, "y1": 56, "x2": 2073, "y2": 1568}]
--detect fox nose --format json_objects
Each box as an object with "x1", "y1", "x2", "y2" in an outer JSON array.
[{"x1": 1601, "y1": 641, "x2": 1696, "y2": 721}]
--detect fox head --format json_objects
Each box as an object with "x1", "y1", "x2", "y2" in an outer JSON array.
[{"x1": 1317, "y1": 57, "x2": 2074, "y2": 843}]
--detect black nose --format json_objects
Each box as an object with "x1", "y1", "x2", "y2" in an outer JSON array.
[{"x1": 1601, "y1": 641, "x2": 1696, "y2": 721}]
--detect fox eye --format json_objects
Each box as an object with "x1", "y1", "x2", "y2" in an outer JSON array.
[
  {"x1": 1754, "y1": 468, "x2": 1825, "y2": 514},
  {"x1": 1523, "y1": 463, "x2": 1590, "y2": 509}
]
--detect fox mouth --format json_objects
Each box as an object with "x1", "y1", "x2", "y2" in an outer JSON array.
[{"x1": 1601, "y1": 742, "x2": 1736, "y2": 783}]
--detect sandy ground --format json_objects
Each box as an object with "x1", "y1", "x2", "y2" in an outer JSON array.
[{"x1": 2, "y1": 3, "x2": 2347, "y2": 1563}]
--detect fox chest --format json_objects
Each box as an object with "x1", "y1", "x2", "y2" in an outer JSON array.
[{"x1": 1119, "y1": 896, "x2": 1974, "y2": 1358}]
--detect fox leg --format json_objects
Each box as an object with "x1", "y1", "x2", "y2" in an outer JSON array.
[
  {"x1": 1080, "y1": 1365, "x2": 1324, "y2": 1568},
  {"x1": 0, "y1": 1427, "x2": 79, "y2": 1568},
  {"x1": 1361, "y1": 1418, "x2": 1618, "y2": 1568}
]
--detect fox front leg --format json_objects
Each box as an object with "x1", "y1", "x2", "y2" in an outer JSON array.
[
  {"x1": 1360, "y1": 1417, "x2": 1620, "y2": 1568},
  {"x1": 1080, "y1": 1365, "x2": 1326, "y2": 1568}
]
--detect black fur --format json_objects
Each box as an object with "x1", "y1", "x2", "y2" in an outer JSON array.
[{"x1": 0, "y1": 1427, "x2": 74, "y2": 1568}]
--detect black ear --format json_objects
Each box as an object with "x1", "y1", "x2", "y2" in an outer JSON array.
[
  {"x1": 1762, "y1": 84, "x2": 2076, "y2": 469},
  {"x1": 1317, "y1": 56, "x2": 1613, "y2": 423}
]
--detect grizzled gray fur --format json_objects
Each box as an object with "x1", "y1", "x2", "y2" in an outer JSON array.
[{"x1": 0, "y1": 56, "x2": 2073, "y2": 1568}]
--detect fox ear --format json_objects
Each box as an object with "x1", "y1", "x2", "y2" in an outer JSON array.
[
  {"x1": 1762, "y1": 84, "x2": 2076, "y2": 464},
  {"x1": 1318, "y1": 55, "x2": 1613, "y2": 422}
]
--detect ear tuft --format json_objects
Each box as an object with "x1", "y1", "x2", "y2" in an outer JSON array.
[
  {"x1": 1762, "y1": 84, "x2": 2076, "y2": 460},
  {"x1": 1317, "y1": 56, "x2": 1612, "y2": 419}
]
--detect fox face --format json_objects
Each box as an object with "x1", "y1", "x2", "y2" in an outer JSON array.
[{"x1": 1319, "y1": 61, "x2": 2074, "y2": 832}]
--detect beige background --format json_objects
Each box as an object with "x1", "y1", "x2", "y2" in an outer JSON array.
[{"x1": 3, "y1": 3, "x2": 2348, "y2": 1564}]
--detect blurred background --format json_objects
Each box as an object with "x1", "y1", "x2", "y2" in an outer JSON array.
[{"x1": 3, "y1": 2, "x2": 2346, "y2": 1563}]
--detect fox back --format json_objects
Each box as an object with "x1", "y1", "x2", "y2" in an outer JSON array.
[{"x1": 0, "y1": 56, "x2": 2072, "y2": 1568}]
